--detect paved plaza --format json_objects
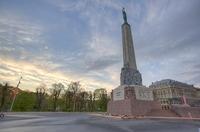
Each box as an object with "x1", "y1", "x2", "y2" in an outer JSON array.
[{"x1": 0, "y1": 112, "x2": 200, "y2": 132}]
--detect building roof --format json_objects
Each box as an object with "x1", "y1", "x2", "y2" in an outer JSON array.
[{"x1": 149, "y1": 79, "x2": 194, "y2": 89}]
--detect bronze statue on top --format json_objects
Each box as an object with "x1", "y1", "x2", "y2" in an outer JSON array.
[{"x1": 122, "y1": 8, "x2": 127, "y2": 23}]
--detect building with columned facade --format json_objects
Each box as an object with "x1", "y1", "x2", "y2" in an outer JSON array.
[{"x1": 150, "y1": 79, "x2": 200, "y2": 109}]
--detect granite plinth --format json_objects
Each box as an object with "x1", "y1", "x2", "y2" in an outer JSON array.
[{"x1": 108, "y1": 85, "x2": 161, "y2": 116}]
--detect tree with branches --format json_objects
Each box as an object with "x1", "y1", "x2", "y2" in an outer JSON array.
[
  {"x1": 93, "y1": 88, "x2": 108, "y2": 111},
  {"x1": 50, "y1": 83, "x2": 64, "y2": 111},
  {"x1": 35, "y1": 83, "x2": 46, "y2": 111},
  {"x1": 68, "y1": 82, "x2": 82, "y2": 112}
]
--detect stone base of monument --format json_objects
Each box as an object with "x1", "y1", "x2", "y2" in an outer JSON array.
[
  {"x1": 107, "y1": 85, "x2": 200, "y2": 118},
  {"x1": 107, "y1": 85, "x2": 161, "y2": 117}
]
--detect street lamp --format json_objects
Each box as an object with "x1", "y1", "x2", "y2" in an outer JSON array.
[{"x1": 10, "y1": 76, "x2": 22, "y2": 112}]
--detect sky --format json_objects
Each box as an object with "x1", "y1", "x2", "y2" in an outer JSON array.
[{"x1": 0, "y1": 0, "x2": 200, "y2": 92}]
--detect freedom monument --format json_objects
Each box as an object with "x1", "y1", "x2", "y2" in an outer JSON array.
[
  {"x1": 120, "y1": 8, "x2": 142, "y2": 86},
  {"x1": 107, "y1": 8, "x2": 200, "y2": 117},
  {"x1": 107, "y1": 8, "x2": 160, "y2": 116}
]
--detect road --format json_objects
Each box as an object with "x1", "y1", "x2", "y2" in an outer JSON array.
[{"x1": 0, "y1": 112, "x2": 200, "y2": 132}]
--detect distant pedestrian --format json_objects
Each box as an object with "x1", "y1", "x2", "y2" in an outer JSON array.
[{"x1": 0, "y1": 112, "x2": 4, "y2": 119}]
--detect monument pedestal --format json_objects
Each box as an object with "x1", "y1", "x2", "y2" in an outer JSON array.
[{"x1": 107, "y1": 85, "x2": 161, "y2": 116}]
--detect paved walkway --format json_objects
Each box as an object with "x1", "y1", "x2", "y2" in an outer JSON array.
[{"x1": 0, "y1": 112, "x2": 200, "y2": 132}]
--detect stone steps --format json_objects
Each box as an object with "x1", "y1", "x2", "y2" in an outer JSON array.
[{"x1": 146, "y1": 109, "x2": 180, "y2": 117}]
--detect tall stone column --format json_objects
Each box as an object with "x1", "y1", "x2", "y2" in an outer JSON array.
[
  {"x1": 122, "y1": 22, "x2": 137, "y2": 69},
  {"x1": 120, "y1": 8, "x2": 142, "y2": 86}
]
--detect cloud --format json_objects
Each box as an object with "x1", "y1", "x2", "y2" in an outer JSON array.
[
  {"x1": 135, "y1": 0, "x2": 200, "y2": 87},
  {"x1": 0, "y1": 68, "x2": 15, "y2": 76},
  {"x1": 0, "y1": 0, "x2": 199, "y2": 92},
  {"x1": 0, "y1": 13, "x2": 44, "y2": 46},
  {"x1": 46, "y1": 0, "x2": 122, "y2": 12},
  {"x1": 0, "y1": 11, "x2": 47, "y2": 63},
  {"x1": 82, "y1": 33, "x2": 121, "y2": 71},
  {"x1": 85, "y1": 55, "x2": 119, "y2": 71},
  {"x1": 0, "y1": 57, "x2": 115, "y2": 92}
]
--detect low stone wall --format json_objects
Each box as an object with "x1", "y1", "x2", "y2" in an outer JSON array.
[
  {"x1": 107, "y1": 98, "x2": 161, "y2": 116},
  {"x1": 130, "y1": 98, "x2": 161, "y2": 116},
  {"x1": 171, "y1": 105, "x2": 200, "y2": 118},
  {"x1": 107, "y1": 99, "x2": 132, "y2": 116}
]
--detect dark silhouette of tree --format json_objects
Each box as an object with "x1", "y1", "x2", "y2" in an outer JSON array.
[
  {"x1": 63, "y1": 89, "x2": 73, "y2": 111},
  {"x1": 68, "y1": 82, "x2": 82, "y2": 112},
  {"x1": 0, "y1": 83, "x2": 9, "y2": 111},
  {"x1": 35, "y1": 84, "x2": 46, "y2": 111},
  {"x1": 76, "y1": 91, "x2": 88, "y2": 111},
  {"x1": 50, "y1": 83, "x2": 64, "y2": 111},
  {"x1": 88, "y1": 91, "x2": 93, "y2": 111}
]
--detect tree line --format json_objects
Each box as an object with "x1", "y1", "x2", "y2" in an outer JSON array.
[{"x1": 0, "y1": 82, "x2": 109, "y2": 112}]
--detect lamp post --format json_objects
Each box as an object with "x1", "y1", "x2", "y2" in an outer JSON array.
[{"x1": 10, "y1": 76, "x2": 22, "y2": 112}]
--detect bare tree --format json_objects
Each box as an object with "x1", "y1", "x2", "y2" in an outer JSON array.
[
  {"x1": 92, "y1": 91, "x2": 96, "y2": 111},
  {"x1": 73, "y1": 91, "x2": 89, "y2": 112},
  {"x1": 79, "y1": 91, "x2": 89, "y2": 111},
  {"x1": 35, "y1": 84, "x2": 46, "y2": 111},
  {"x1": 50, "y1": 83, "x2": 64, "y2": 111},
  {"x1": 63, "y1": 89, "x2": 73, "y2": 111},
  {"x1": 87, "y1": 91, "x2": 93, "y2": 112},
  {"x1": 68, "y1": 82, "x2": 81, "y2": 112}
]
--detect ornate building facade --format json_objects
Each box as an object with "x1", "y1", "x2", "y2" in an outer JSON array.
[{"x1": 150, "y1": 79, "x2": 200, "y2": 109}]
